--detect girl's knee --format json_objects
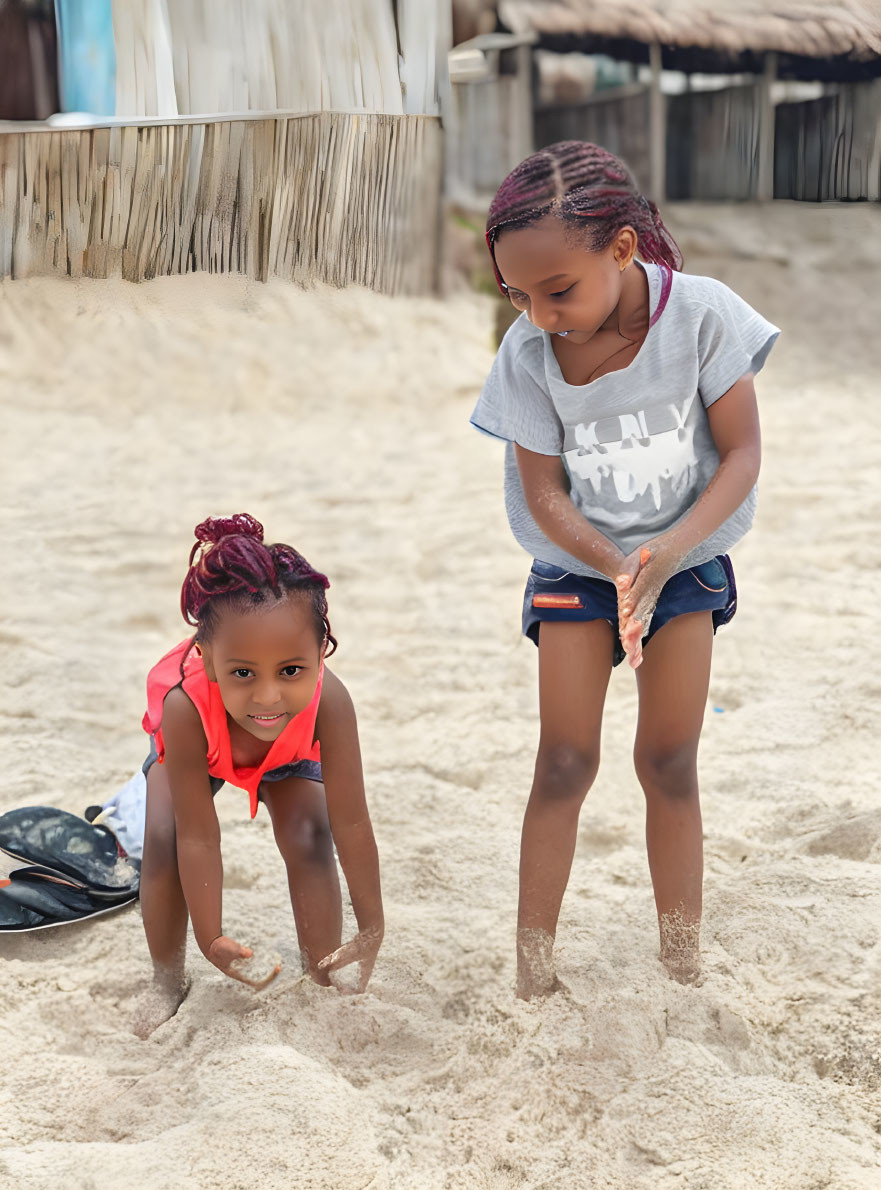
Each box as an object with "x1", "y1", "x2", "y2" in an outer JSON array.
[
  {"x1": 142, "y1": 816, "x2": 178, "y2": 874},
  {"x1": 277, "y1": 810, "x2": 334, "y2": 869},
  {"x1": 634, "y1": 740, "x2": 699, "y2": 799},
  {"x1": 533, "y1": 743, "x2": 600, "y2": 804}
]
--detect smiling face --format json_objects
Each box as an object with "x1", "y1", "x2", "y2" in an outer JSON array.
[
  {"x1": 199, "y1": 592, "x2": 325, "y2": 742},
  {"x1": 492, "y1": 214, "x2": 638, "y2": 345}
]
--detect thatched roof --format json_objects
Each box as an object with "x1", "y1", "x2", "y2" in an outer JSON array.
[{"x1": 499, "y1": 1, "x2": 881, "y2": 62}]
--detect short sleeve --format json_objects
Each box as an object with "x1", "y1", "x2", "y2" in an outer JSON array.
[
  {"x1": 470, "y1": 328, "x2": 564, "y2": 455},
  {"x1": 696, "y1": 282, "x2": 780, "y2": 408}
]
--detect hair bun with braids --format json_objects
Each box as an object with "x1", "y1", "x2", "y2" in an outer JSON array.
[
  {"x1": 192, "y1": 513, "x2": 264, "y2": 549},
  {"x1": 179, "y1": 513, "x2": 338, "y2": 655}
]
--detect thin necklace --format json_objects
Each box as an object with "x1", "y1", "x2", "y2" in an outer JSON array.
[{"x1": 567, "y1": 305, "x2": 638, "y2": 383}]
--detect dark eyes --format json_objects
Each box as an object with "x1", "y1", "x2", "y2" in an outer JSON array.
[
  {"x1": 507, "y1": 285, "x2": 573, "y2": 303},
  {"x1": 230, "y1": 666, "x2": 303, "y2": 679}
]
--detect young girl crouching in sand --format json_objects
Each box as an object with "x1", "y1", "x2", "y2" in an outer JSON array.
[
  {"x1": 135, "y1": 514, "x2": 383, "y2": 1037},
  {"x1": 472, "y1": 141, "x2": 778, "y2": 996}
]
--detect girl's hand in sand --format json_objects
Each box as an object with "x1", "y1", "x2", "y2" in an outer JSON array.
[
  {"x1": 206, "y1": 935, "x2": 281, "y2": 990},
  {"x1": 617, "y1": 542, "x2": 683, "y2": 668},
  {"x1": 316, "y1": 925, "x2": 383, "y2": 994}
]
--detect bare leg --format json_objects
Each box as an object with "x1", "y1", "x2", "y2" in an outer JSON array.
[
  {"x1": 133, "y1": 763, "x2": 190, "y2": 1037},
  {"x1": 634, "y1": 611, "x2": 714, "y2": 984},
  {"x1": 517, "y1": 620, "x2": 614, "y2": 999},
  {"x1": 261, "y1": 778, "x2": 343, "y2": 986}
]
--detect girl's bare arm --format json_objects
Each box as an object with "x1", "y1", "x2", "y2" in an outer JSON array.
[
  {"x1": 161, "y1": 688, "x2": 223, "y2": 955},
  {"x1": 162, "y1": 688, "x2": 270, "y2": 985},
  {"x1": 514, "y1": 444, "x2": 626, "y2": 579},
  {"x1": 619, "y1": 373, "x2": 761, "y2": 661},
  {"x1": 312, "y1": 669, "x2": 384, "y2": 990},
  {"x1": 645, "y1": 372, "x2": 761, "y2": 563}
]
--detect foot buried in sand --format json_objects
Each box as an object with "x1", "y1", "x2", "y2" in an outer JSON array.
[
  {"x1": 516, "y1": 927, "x2": 566, "y2": 1000},
  {"x1": 659, "y1": 909, "x2": 702, "y2": 985},
  {"x1": 132, "y1": 971, "x2": 191, "y2": 1039}
]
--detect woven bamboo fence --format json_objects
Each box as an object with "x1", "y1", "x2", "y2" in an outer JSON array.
[{"x1": 0, "y1": 112, "x2": 443, "y2": 292}]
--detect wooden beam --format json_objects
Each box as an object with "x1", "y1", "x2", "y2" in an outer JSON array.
[
  {"x1": 756, "y1": 51, "x2": 777, "y2": 201},
  {"x1": 649, "y1": 42, "x2": 666, "y2": 201}
]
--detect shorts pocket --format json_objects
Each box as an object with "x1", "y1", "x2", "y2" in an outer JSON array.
[
  {"x1": 529, "y1": 559, "x2": 571, "y2": 581},
  {"x1": 687, "y1": 558, "x2": 728, "y2": 593}
]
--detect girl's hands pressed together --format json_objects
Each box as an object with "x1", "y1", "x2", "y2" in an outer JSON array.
[
  {"x1": 316, "y1": 925, "x2": 384, "y2": 995},
  {"x1": 206, "y1": 935, "x2": 282, "y2": 990},
  {"x1": 616, "y1": 541, "x2": 684, "y2": 668}
]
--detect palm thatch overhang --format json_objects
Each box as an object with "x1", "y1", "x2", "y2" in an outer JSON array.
[{"x1": 498, "y1": 1, "x2": 881, "y2": 81}]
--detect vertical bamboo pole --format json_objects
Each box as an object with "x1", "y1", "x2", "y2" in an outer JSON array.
[{"x1": 649, "y1": 42, "x2": 666, "y2": 202}]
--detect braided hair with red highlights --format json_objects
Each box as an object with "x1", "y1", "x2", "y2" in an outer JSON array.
[
  {"x1": 180, "y1": 514, "x2": 337, "y2": 656},
  {"x1": 485, "y1": 141, "x2": 682, "y2": 295}
]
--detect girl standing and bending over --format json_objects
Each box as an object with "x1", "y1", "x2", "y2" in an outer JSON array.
[
  {"x1": 471, "y1": 142, "x2": 778, "y2": 995},
  {"x1": 136, "y1": 515, "x2": 383, "y2": 1036}
]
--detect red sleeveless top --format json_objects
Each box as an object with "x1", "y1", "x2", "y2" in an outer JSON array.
[{"x1": 143, "y1": 639, "x2": 323, "y2": 818}]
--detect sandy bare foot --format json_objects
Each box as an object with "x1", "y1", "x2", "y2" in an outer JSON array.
[
  {"x1": 659, "y1": 911, "x2": 702, "y2": 986},
  {"x1": 132, "y1": 973, "x2": 191, "y2": 1039},
  {"x1": 516, "y1": 927, "x2": 567, "y2": 1000}
]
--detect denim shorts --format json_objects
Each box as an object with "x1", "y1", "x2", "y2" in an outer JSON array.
[
  {"x1": 523, "y1": 555, "x2": 737, "y2": 666},
  {"x1": 142, "y1": 740, "x2": 323, "y2": 796}
]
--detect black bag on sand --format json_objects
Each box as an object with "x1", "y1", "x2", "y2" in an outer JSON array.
[{"x1": 0, "y1": 807, "x2": 140, "y2": 932}]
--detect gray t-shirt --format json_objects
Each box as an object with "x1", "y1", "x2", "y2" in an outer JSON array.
[{"x1": 471, "y1": 258, "x2": 780, "y2": 577}]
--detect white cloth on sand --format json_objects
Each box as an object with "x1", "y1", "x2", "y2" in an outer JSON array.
[{"x1": 99, "y1": 770, "x2": 147, "y2": 860}]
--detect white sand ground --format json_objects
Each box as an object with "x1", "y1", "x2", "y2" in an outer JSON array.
[{"x1": 1, "y1": 203, "x2": 880, "y2": 1190}]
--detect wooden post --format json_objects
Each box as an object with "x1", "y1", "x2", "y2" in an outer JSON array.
[
  {"x1": 756, "y1": 51, "x2": 777, "y2": 200},
  {"x1": 398, "y1": 0, "x2": 450, "y2": 116},
  {"x1": 868, "y1": 78, "x2": 881, "y2": 202},
  {"x1": 649, "y1": 42, "x2": 666, "y2": 201}
]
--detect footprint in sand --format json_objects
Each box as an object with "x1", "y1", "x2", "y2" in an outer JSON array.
[
  {"x1": 802, "y1": 809, "x2": 881, "y2": 863},
  {"x1": 666, "y1": 999, "x2": 756, "y2": 1071}
]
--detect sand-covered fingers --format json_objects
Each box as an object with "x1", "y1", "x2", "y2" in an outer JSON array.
[
  {"x1": 228, "y1": 952, "x2": 283, "y2": 990},
  {"x1": 618, "y1": 545, "x2": 685, "y2": 667},
  {"x1": 207, "y1": 935, "x2": 282, "y2": 989},
  {"x1": 316, "y1": 926, "x2": 383, "y2": 994},
  {"x1": 616, "y1": 547, "x2": 652, "y2": 627},
  {"x1": 621, "y1": 616, "x2": 647, "y2": 668}
]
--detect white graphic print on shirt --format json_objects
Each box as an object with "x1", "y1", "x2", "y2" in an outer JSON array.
[{"x1": 564, "y1": 394, "x2": 698, "y2": 511}]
